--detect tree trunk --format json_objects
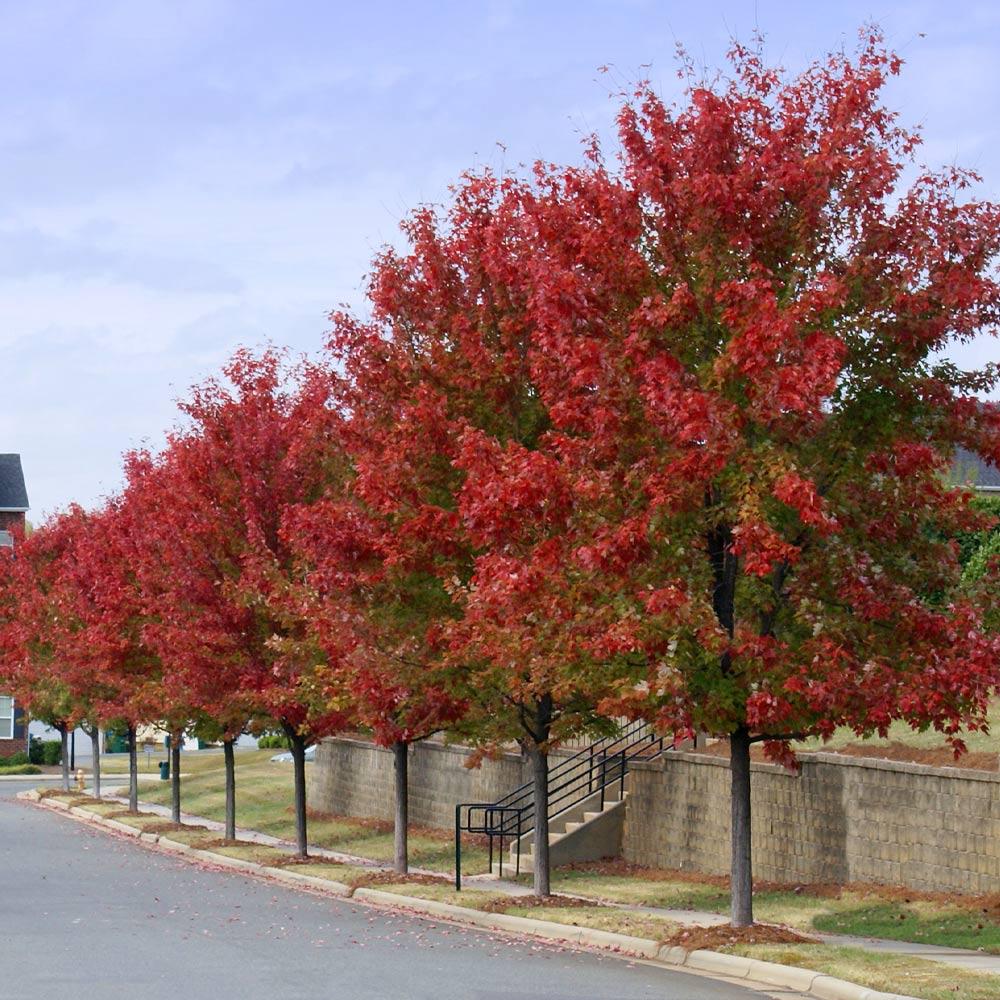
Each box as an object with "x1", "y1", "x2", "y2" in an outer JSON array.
[
  {"x1": 529, "y1": 744, "x2": 550, "y2": 897},
  {"x1": 59, "y1": 723, "x2": 70, "y2": 792},
  {"x1": 85, "y1": 725, "x2": 101, "y2": 800},
  {"x1": 223, "y1": 737, "x2": 236, "y2": 841},
  {"x1": 393, "y1": 740, "x2": 408, "y2": 875},
  {"x1": 283, "y1": 724, "x2": 309, "y2": 858},
  {"x1": 170, "y1": 729, "x2": 182, "y2": 824},
  {"x1": 127, "y1": 725, "x2": 138, "y2": 813},
  {"x1": 730, "y1": 726, "x2": 753, "y2": 927}
]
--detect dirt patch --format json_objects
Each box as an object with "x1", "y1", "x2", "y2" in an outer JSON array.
[
  {"x1": 815, "y1": 741, "x2": 998, "y2": 771},
  {"x1": 481, "y1": 894, "x2": 605, "y2": 914},
  {"x1": 693, "y1": 738, "x2": 998, "y2": 771},
  {"x1": 664, "y1": 923, "x2": 817, "y2": 951}
]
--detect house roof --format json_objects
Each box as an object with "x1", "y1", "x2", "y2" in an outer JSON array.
[
  {"x1": 0, "y1": 455, "x2": 29, "y2": 511},
  {"x1": 953, "y1": 447, "x2": 1000, "y2": 491}
]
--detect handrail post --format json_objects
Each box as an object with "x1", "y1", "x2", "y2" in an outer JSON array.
[
  {"x1": 516, "y1": 810, "x2": 522, "y2": 878},
  {"x1": 455, "y1": 804, "x2": 462, "y2": 892},
  {"x1": 620, "y1": 748, "x2": 626, "y2": 801}
]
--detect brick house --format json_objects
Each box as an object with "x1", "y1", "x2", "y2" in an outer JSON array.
[{"x1": 0, "y1": 454, "x2": 29, "y2": 757}]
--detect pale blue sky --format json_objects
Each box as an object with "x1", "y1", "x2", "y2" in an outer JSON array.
[{"x1": 2, "y1": 0, "x2": 998, "y2": 517}]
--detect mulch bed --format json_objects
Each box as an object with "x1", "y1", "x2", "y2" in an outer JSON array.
[
  {"x1": 663, "y1": 923, "x2": 817, "y2": 950},
  {"x1": 819, "y1": 741, "x2": 998, "y2": 772},
  {"x1": 345, "y1": 871, "x2": 453, "y2": 890},
  {"x1": 481, "y1": 893, "x2": 603, "y2": 913},
  {"x1": 140, "y1": 820, "x2": 209, "y2": 835},
  {"x1": 268, "y1": 854, "x2": 349, "y2": 869}
]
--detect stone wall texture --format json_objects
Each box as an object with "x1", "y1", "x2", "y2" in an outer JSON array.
[
  {"x1": 624, "y1": 751, "x2": 1000, "y2": 894},
  {"x1": 311, "y1": 737, "x2": 1000, "y2": 894},
  {"x1": 310, "y1": 737, "x2": 550, "y2": 831}
]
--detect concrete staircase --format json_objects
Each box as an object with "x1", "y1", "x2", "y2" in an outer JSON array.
[
  {"x1": 455, "y1": 720, "x2": 671, "y2": 889},
  {"x1": 491, "y1": 778, "x2": 630, "y2": 875}
]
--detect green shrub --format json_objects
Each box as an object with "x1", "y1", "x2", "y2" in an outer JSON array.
[
  {"x1": 0, "y1": 763, "x2": 41, "y2": 775},
  {"x1": 0, "y1": 751, "x2": 29, "y2": 766},
  {"x1": 28, "y1": 737, "x2": 63, "y2": 765},
  {"x1": 257, "y1": 734, "x2": 290, "y2": 749}
]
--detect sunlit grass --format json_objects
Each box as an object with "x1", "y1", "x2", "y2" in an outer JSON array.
[
  {"x1": 536, "y1": 869, "x2": 1000, "y2": 954},
  {"x1": 794, "y1": 702, "x2": 1000, "y2": 755},
  {"x1": 105, "y1": 751, "x2": 490, "y2": 874},
  {"x1": 731, "y1": 944, "x2": 1000, "y2": 1000}
]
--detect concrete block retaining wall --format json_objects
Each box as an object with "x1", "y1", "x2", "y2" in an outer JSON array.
[
  {"x1": 311, "y1": 736, "x2": 1000, "y2": 894},
  {"x1": 624, "y1": 751, "x2": 1000, "y2": 894},
  {"x1": 310, "y1": 737, "x2": 558, "y2": 831}
]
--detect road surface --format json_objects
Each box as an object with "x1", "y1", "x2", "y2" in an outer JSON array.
[{"x1": 0, "y1": 781, "x2": 773, "y2": 999}]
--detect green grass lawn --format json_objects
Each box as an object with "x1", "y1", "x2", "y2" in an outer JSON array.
[
  {"x1": 370, "y1": 882, "x2": 679, "y2": 939},
  {"x1": 794, "y1": 702, "x2": 1000, "y2": 755},
  {"x1": 268, "y1": 859, "x2": 373, "y2": 883},
  {"x1": 98, "y1": 750, "x2": 245, "y2": 776},
  {"x1": 100, "y1": 750, "x2": 491, "y2": 875},
  {"x1": 537, "y1": 868, "x2": 1000, "y2": 954},
  {"x1": 731, "y1": 944, "x2": 1000, "y2": 1000}
]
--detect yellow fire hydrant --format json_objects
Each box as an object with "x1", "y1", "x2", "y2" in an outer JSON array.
[{"x1": 76, "y1": 768, "x2": 85, "y2": 792}]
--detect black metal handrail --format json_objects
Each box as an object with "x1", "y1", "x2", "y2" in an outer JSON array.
[{"x1": 454, "y1": 719, "x2": 671, "y2": 889}]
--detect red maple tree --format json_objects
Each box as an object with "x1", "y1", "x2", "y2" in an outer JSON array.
[
  {"x1": 125, "y1": 348, "x2": 349, "y2": 854},
  {"x1": 322, "y1": 176, "x2": 644, "y2": 894},
  {"x1": 468, "y1": 32, "x2": 1000, "y2": 924}
]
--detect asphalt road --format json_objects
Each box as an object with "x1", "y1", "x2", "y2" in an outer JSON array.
[{"x1": 0, "y1": 782, "x2": 771, "y2": 1000}]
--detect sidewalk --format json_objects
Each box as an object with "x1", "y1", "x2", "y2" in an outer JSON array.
[{"x1": 103, "y1": 784, "x2": 1000, "y2": 979}]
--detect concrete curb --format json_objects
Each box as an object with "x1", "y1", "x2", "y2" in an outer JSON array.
[
  {"x1": 353, "y1": 887, "x2": 913, "y2": 999},
  {"x1": 266, "y1": 867, "x2": 352, "y2": 897},
  {"x1": 21, "y1": 791, "x2": 919, "y2": 1000}
]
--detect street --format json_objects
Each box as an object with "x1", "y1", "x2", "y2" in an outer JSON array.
[{"x1": 0, "y1": 781, "x2": 772, "y2": 999}]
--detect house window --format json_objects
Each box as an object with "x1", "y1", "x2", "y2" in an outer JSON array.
[{"x1": 0, "y1": 697, "x2": 13, "y2": 740}]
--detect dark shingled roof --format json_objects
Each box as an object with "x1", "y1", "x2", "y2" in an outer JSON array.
[
  {"x1": 0, "y1": 455, "x2": 29, "y2": 510},
  {"x1": 954, "y1": 447, "x2": 1000, "y2": 491}
]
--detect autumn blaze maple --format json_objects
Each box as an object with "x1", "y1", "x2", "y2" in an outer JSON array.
[
  {"x1": 325, "y1": 30, "x2": 1000, "y2": 916},
  {"x1": 125, "y1": 349, "x2": 351, "y2": 853},
  {"x1": 473, "y1": 33, "x2": 1000, "y2": 925},
  {"x1": 1, "y1": 27, "x2": 998, "y2": 932},
  {"x1": 286, "y1": 485, "x2": 467, "y2": 874},
  {"x1": 323, "y1": 175, "x2": 646, "y2": 896},
  {"x1": 0, "y1": 504, "x2": 169, "y2": 808},
  {"x1": 0, "y1": 513, "x2": 84, "y2": 792}
]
